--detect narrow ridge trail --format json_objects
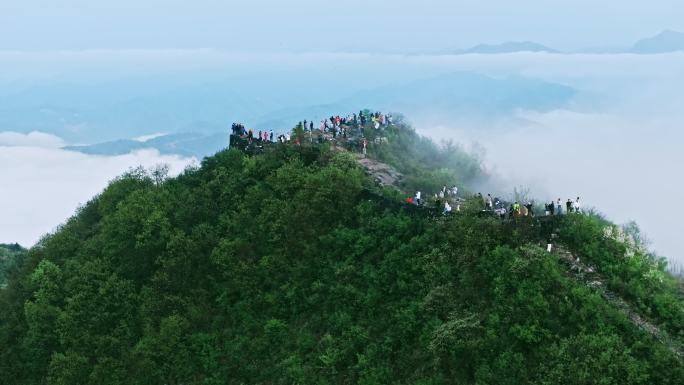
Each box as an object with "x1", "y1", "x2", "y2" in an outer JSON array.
[
  {"x1": 352, "y1": 147, "x2": 684, "y2": 360},
  {"x1": 555, "y1": 246, "x2": 684, "y2": 359}
]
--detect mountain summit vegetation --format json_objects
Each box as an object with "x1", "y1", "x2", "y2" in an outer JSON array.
[
  {"x1": 0, "y1": 243, "x2": 24, "y2": 288},
  {"x1": 1, "y1": 120, "x2": 684, "y2": 384}
]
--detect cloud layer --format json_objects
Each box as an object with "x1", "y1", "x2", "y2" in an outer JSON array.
[
  {"x1": 0, "y1": 143, "x2": 196, "y2": 247},
  {"x1": 0, "y1": 131, "x2": 65, "y2": 148},
  {"x1": 420, "y1": 108, "x2": 684, "y2": 264}
]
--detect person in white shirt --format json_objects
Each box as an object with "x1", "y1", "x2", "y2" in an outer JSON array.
[
  {"x1": 443, "y1": 202, "x2": 452, "y2": 215},
  {"x1": 415, "y1": 191, "x2": 422, "y2": 205},
  {"x1": 574, "y1": 197, "x2": 582, "y2": 213}
]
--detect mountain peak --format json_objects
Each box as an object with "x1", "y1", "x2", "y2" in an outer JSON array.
[
  {"x1": 632, "y1": 29, "x2": 684, "y2": 53},
  {"x1": 660, "y1": 29, "x2": 682, "y2": 36}
]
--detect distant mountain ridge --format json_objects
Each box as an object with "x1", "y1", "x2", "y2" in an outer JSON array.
[
  {"x1": 631, "y1": 30, "x2": 684, "y2": 53},
  {"x1": 63, "y1": 132, "x2": 228, "y2": 158},
  {"x1": 455, "y1": 41, "x2": 556, "y2": 54},
  {"x1": 448, "y1": 30, "x2": 684, "y2": 55},
  {"x1": 63, "y1": 72, "x2": 576, "y2": 158}
]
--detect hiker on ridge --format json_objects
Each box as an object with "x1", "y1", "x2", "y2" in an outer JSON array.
[
  {"x1": 574, "y1": 197, "x2": 582, "y2": 213},
  {"x1": 526, "y1": 202, "x2": 534, "y2": 217},
  {"x1": 498, "y1": 207, "x2": 507, "y2": 220}
]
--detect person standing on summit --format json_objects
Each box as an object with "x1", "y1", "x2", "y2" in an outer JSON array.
[
  {"x1": 513, "y1": 201, "x2": 521, "y2": 215},
  {"x1": 486, "y1": 194, "x2": 493, "y2": 210},
  {"x1": 574, "y1": 197, "x2": 582, "y2": 213},
  {"x1": 443, "y1": 202, "x2": 452, "y2": 215}
]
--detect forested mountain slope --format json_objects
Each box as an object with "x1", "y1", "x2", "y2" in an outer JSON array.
[
  {"x1": 1, "y1": 122, "x2": 683, "y2": 384},
  {"x1": 0, "y1": 243, "x2": 24, "y2": 288}
]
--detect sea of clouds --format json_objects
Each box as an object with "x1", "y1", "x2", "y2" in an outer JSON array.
[{"x1": 0, "y1": 132, "x2": 195, "y2": 246}]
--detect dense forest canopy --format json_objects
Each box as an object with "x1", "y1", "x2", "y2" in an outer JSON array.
[
  {"x1": 0, "y1": 243, "x2": 25, "y2": 288},
  {"x1": 1, "y1": 120, "x2": 683, "y2": 384}
]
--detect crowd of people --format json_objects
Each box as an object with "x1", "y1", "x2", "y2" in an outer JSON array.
[
  {"x1": 309, "y1": 111, "x2": 393, "y2": 139},
  {"x1": 406, "y1": 190, "x2": 586, "y2": 219},
  {"x1": 471, "y1": 193, "x2": 584, "y2": 219},
  {"x1": 230, "y1": 111, "x2": 393, "y2": 148},
  {"x1": 232, "y1": 113, "x2": 585, "y2": 222},
  {"x1": 408, "y1": 176, "x2": 582, "y2": 224},
  {"x1": 312, "y1": 111, "x2": 393, "y2": 130},
  {"x1": 407, "y1": 185, "x2": 461, "y2": 215},
  {"x1": 544, "y1": 198, "x2": 582, "y2": 215}
]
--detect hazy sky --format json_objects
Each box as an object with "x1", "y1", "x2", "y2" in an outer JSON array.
[{"x1": 1, "y1": 0, "x2": 682, "y2": 52}]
